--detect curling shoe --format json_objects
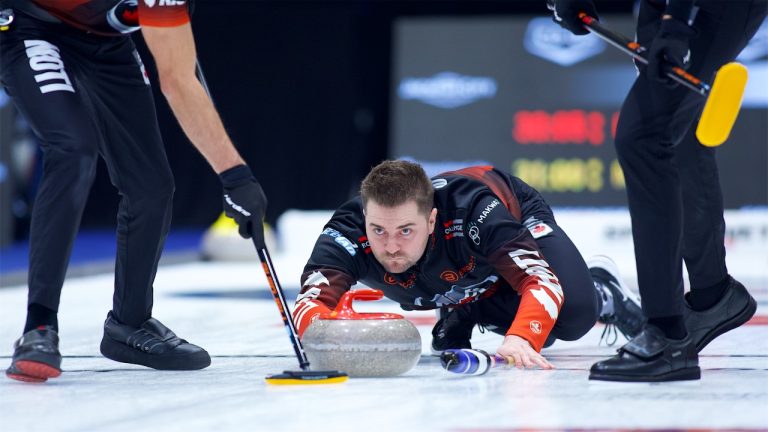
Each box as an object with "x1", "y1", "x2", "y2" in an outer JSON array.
[
  {"x1": 100, "y1": 312, "x2": 211, "y2": 370},
  {"x1": 589, "y1": 325, "x2": 700, "y2": 382},
  {"x1": 684, "y1": 276, "x2": 757, "y2": 352},
  {"x1": 431, "y1": 307, "x2": 474, "y2": 355},
  {"x1": 588, "y1": 255, "x2": 645, "y2": 343},
  {"x1": 6, "y1": 326, "x2": 62, "y2": 383}
]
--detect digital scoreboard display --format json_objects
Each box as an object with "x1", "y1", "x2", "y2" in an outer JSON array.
[{"x1": 391, "y1": 16, "x2": 768, "y2": 208}]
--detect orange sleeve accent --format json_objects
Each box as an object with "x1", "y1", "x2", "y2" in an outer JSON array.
[
  {"x1": 293, "y1": 300, "x2": 332, "y2": 338},
  {"x1": 138, "y1": 1, "x2": 190, "y2": 28},
  {"x1": 505, "y1": 279, "x2": 563, "y2": 352}
]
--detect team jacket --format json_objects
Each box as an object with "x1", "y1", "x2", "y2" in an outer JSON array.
[
  {"x1": 294, "y1": 166, "x2": 565, "y2": 352},
  {"x1": 20, "y1": 0, "x2": 189, "y2": 35}
]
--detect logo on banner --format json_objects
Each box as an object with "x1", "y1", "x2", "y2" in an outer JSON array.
[
  {"x1": 398, "y1": 72, "x2": 497, "y2": 109},
  {"x1": 524, "y1": 17, "x2": 605, "y2": 66}
]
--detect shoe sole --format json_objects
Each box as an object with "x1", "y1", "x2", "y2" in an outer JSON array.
[
  {"x1": 589, "y1": 366, "x2": 701, "y2": 382},
  {"x1": 100, "y1": 336, "x2": 211, "y2": 370},
  {"x1": 6, "y1": 360, "x2": 62, "y2": 383},
  {"x1": 6, "y1": 371, "x2": 47, "y2": 383},
  {"x1": 695, "y1": 294, "x2": 757, "y2": 353}
]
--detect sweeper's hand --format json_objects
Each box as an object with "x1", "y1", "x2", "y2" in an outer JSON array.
[
  {"x1": 548, "y1": 0, "x2": 598, "y2": 36},
  {"x1": 220, "y1": 164, "x2": 268, "y2": 245},
  {"x1": 647, "y1": 17, "x2": 697, "y2": 87},
  {"x1": 497, "y1": 335, "x2": 554, "y2": 370}
]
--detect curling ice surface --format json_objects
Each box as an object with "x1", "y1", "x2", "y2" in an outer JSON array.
[{"x1": 1, "y1": 258, "x2": 767, "y2": 432}]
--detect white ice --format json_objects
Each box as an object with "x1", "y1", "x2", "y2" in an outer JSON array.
[{"x1": 1, "y1": 255, "x2": 766, "y2": 432}]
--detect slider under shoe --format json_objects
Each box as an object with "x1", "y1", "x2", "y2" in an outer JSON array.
[
  {"x1": 100, "y1": 312, "x2": 211, "y2": 370},
  {"x1": 6, "y1": 326, "x2": 62, "y2": 383}
]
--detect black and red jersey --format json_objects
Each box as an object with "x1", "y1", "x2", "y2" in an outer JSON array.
[
  {"x1": 295, "y1": 166, "x2": 566, "y2": 352},
  {"x1": 25, "y1": 0, "x2": 189, "y2": 35}
]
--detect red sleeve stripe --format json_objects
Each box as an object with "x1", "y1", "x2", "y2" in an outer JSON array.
[{"x1": 138, "y1": 1, "x2": 190, "y2": 28}]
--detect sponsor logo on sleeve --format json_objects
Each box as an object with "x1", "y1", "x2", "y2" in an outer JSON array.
[
  {"x1": 322, "y1": 228, "x2": 358, "y2": 256},
  {"x1": 524, "y1": 217, "x2": 553, "y2": 239},
  {"x1": 529, "y1": 320, "x2": 542, "y2": 334},
  {"x1": 108, "y1": 0, "x2": 140, "y2": 34},
  {"x1": 144, "y1": 0, "x2": 186, "y2": 6},
  {"x1": 476, "y1": 199, "x2": 500, "y2": 224},
  {"x1": 432, "y1": 178, "x2": 448, "y2": 189}
]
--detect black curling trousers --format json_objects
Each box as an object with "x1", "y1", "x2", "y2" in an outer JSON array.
[
  {"x1": 0, "y1": 13, "x2": 175, "y2": 327},
  {"x1": 614, "y1": 0, "x2": 767, "y2": 319}
]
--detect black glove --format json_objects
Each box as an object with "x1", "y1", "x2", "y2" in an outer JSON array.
[
  {"x1": 646, "y1": 17, "x2": 697, "y2": 87},
  {"x1": 548, "y1": 0, "x2": 598, "y2": 36},
  {"x1": 219, "y1": 164, "x2": 268, "y2": 245}
]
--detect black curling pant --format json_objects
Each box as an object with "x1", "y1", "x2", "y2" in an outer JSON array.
[
  {"x1": 0, "y1": 13, "x2": 174, "y2": 326},
  {"x1": 614, "y1": 0, "x2": 767, "y2": 319}
]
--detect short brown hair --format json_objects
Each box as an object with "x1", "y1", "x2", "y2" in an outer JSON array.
[{"x1": 360, "y1": 160, "x2": 434, "y2": 215}]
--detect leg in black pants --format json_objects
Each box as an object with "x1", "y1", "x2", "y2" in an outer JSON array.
[
  {"x1": 591, "y1": 0, "x2": 766, "y2": 381},
  {"x1": 615, "y1": 0, "x2": 765, "y2": 325},
  {"x1": 3, "y1": 13, "x2": 210, "y2": 382},
  {"x1": 1, "y1": 15, "x2": 174, "y2": 328}
]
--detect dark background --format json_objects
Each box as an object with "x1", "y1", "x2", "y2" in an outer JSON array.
[
  {"x1": 87, "y1": 0, "x2": 637, "y2": 229},
  {"x1": 5, "y1": 0, "x2": 765, "y2": 246},
  {"x1": 390, "y1": 13, "x2": 768, "y2": 207}
]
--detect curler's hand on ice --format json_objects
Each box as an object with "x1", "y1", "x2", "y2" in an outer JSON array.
[{"x1": 496, "y1": 335, "x2": 554, "y2": 370}]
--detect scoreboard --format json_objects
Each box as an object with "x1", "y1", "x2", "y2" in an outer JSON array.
[{"x1": 390, "y1": 16, "x2": 768, "y2": 208}]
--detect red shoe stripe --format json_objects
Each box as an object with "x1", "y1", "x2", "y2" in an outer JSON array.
[{"x1": 15, "y1": 360, "x2": 61, "y2": 380}]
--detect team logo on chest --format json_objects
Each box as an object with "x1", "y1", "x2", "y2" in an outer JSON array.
[
  {"x1": 440, "y1": 271, "x2": 459, "y2": 282},
  {"x1": 384, "y1": 272, "x2": 417, "y2": 289},
  {"x1": 439, "y1": 256, "x2": 476, "y2": 282}
]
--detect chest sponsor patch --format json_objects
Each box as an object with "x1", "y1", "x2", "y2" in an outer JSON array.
[{"x1": 443, "y1": 219, "x2": 464, "y2": 240}]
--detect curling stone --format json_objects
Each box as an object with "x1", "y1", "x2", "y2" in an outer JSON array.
[{"x1": 302, "y1": 288, "x2": 421, "y2": 377}]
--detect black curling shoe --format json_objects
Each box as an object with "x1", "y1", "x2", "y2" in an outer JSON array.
[
  {"x1": 100, "y1": 312, "x2": 211, "y2": 370},
  {"x1": 684, "y1": 277, "x2": 757, "y2": 353},
  {"x1": 431, "y1": 307, "x2": 474, "y2": 355},
  {"x1": 6, "y1": 326, "x2": 62, "y2": 383},
  {"x1": 589, "y1": 325, "x2": 700, "y2": 382}
]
